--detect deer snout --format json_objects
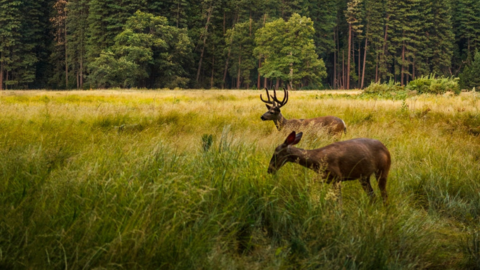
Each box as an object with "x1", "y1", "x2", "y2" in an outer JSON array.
[
  {"x1": 267, "y1": 166, "x2": 276, "y2": 174},
  {"x1": 261, "y1": 115, "x2": 267, "y2": 121}
]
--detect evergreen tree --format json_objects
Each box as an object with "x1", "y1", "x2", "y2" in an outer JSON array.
[
  {"x1": 0, "y1": 0, "x2": 49, "y2": 89},
  {"x1": 0, "y1": 0, "x2": 22, "y2": 90},
  {"x1": 67, "y1": 0, "x2": 89, "y2": 89},
  {"x1": 49, "y1": 0, "x2": 69, "y2": 89},
  {"x1": 255, "y1": 13, "x2": 327, "y2": 89},
  {"x1": 459, "y1": 50, "x2": 480, "y2": 90},
  {"x1": 453, "y1": 0, "x2": 480, "y2": 61},
  {"x1": 363, "y1": 0, "x2": 384, "y2": 85},
  {"x1": 86, "y1": 0, "x2": 147, "y2": 65},
  {"x1": 225, "y1": 20, "x2": 257, "y2": 88},
  {"x1": 428, "y1": 0, "x2": 454, "y2": 76},
  {"x1": 89, "y1": 11, "x2": 192, "y2": 88},
  {"x1": 304, "y1": 0, "x2": 337, "y2": 57},
  {"x1": 344, "y1": 0, "x2": 363, "y2": 89}
]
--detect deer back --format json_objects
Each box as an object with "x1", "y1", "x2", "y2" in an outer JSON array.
[
  {"x1": 285, "y1": 116, "x2": 346, "y2": 135},
  {"x1": 308, "y1": 138, "x2": 391, "y2": 181}
]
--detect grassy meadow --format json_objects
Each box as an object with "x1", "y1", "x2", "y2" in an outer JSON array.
[{"x1": 1, "y1": 89, "x2": 480, "y2": 269}]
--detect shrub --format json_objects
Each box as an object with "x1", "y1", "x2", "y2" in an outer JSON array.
[
  {"x1": 363, "y1": 79, "x2": 404, "y2": 94},
  {"x1": 407, "y1": 74, "x2": 460, "y2": 95}
]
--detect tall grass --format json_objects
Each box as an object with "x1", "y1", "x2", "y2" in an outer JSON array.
[{"x1": 1, "y1": 90, "x2": 479, "y2": 269}]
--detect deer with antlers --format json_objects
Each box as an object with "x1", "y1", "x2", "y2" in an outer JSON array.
[
  {"x1": 268, "y1": 131, "x2": 391, "y2": 203},
  {"x1": 260, "y1": 88, "x2": 347, "y2": 136}
]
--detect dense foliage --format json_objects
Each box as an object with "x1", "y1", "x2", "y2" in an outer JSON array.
[
  {"x1": 363, "y1": 75, "x2": 461, "y2": 99},
  {"x1": 1, "y1": 0, "x2": 480, "y2": 90}
]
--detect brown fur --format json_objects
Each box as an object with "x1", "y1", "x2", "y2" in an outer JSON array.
[
  {"x1": 268, "y1": 132, "x2": 391, "y2": 203},
  {"x1": 260, "y1": 88, "x2": 347, "y2": 136}
]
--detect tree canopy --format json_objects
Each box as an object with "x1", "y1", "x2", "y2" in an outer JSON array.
[{"x1": 88, "y1": 11, "x2": 192, "y2": 88}]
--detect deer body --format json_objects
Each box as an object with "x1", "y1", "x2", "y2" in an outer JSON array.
[
  {"x1": 268, "y1": 132, "x2": 391, "y2": 202},
  {"x1": 266, "y1": 112, "x2": 346, "y2": 135},
  {"x1": 260, "y1": 88, "x2": 347, "y2": 135}
]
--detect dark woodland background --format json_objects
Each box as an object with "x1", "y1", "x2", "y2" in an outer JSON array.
[{"x1": 1, "y1": 0, "x2": 480, "y2": 90}]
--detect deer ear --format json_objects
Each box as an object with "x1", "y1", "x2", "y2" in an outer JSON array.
[
  {"x1": 284, "y1": 131, "x2": 297, "y2": 145},
  {"x1": 266, "y1": 104, "x2": 272, "y2": 110},
  {"x1": 292, "y1": 132, "x2": 303, "y2": 145}
]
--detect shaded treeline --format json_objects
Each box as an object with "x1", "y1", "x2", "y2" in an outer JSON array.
[{"x1": 1, "y1": 0, "x2": 480, "y2": 90}]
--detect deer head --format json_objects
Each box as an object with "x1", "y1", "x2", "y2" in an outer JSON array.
[
  {"x1": 268, "y1": 131, "x2": 303, "y2": 174},
  {"x1": 260, "y1": 88, "x2": 289, "y2": 121}
]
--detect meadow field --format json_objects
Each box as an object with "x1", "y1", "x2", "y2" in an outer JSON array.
[{"x1": 1, "y1": 89, "x2": 480, "y2": 269}]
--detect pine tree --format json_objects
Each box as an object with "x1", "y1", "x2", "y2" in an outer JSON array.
[
  {"x1": 86, "y1": 0, "x2": 147, "y2": 65},
  {"x1": 345, "y1": 0, "x2": 363, "y2": 89},
  {"x1": 428, "y1": 0, "x2": 454, "y2": 75},
  {"x1": 459, "y1": 50, "x2": 480, "y2": 90},
  {"x1": 453, "y1": 0, "x2": 480, "y2": 60},
  {"x1": 363, "y1": 0, "x2": 384, "y2": 85},
  {"x1": 89, "y1": 11, "x2": 192, "y2": 88},
  {"x1": 303, "y1": 0, "x2": 337, "y2": 57},
  {"x1": 0, "y1": 0, "x2": 22, "y2": 89},
  {"x1": 225, "y1": 20, "x2": 256, "y2": 88},
  {"x1": 0, "y1": 0, "x2": 49, "y2": 89},
  {"x1": 409, "y1": 0, "x2": 431, "y2": 80},
  {"x1": 50, "y1": 0, "x2": 69, "y2": 89},
  {"x1": 67, "y1": 0, "x2": 88, "y2": 89},
  {"x1": 255, "y1": 13, "x2": 326, "y2": 89}
]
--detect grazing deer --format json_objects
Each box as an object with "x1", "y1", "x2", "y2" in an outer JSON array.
[
  {"x1": 268, "y1": 131, "x2": 391, "y2": 203},
  {"x1": 260, "y1": 88, "x2": 347, "y2": 136}
]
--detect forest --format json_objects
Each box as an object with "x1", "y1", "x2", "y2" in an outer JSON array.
[{"x1": 1, "y1": 0, "x2": 480, "y2": 90}]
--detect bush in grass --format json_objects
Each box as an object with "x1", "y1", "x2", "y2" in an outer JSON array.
[
  {"x1": 362, "y1": 80, "x2": 407, "y2": 100},
  {"x1": 363, "y1": 79, "x2": 404, "y2": 94},
  {"x1": 362, "y1": 75, "x2": 460, "y2": 99},
  {"x1": 407, "y1": 74, "x2": 460, "y2": 95}
]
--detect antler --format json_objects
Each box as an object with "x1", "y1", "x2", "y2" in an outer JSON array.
[
  {"x1": 271, "y1": 88, "x2": 288, "y2": 108},
  {"x1": 260, "y1": 88, "x2": 276, "y2": 106}
]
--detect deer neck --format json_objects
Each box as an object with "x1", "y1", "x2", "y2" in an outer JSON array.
[
  {"x1": 274, "y1": 113, "x2": 288, "y2": 131},
  {"x1": 287, "y1": 147, "x2": 323, "y2": 172}
]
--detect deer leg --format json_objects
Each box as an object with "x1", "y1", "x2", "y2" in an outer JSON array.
[
  {"x1": 359, "y1": 177, "x2": 376, "y2": 201},
  {"x1": 375, "y1": 171, "x2": 388, "y2": 204}
]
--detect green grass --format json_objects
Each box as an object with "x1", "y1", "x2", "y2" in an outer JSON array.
[{"x1": 1, "y1": 90, "x2": 480, "y2": 269}]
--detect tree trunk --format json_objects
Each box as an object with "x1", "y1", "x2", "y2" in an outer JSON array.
[
  {"x1": 401, "y1": 40, "x2": 405, "y2": 86},
  {"x1": 257, "y1": 57, "x2": 261, "y2": 89},
  {"x1": 249, "y1": 15, "x2": 252, "y2": 36},
  {"x1": 275, "y1": 78, "x2": 280, "y2": 89},
  {"x1": 289, "y1": 51, "x2": 293, "y2": 90},
  {"x1": 342, "y1": 50, "x2": 345, "y2": 89},
  {"x1": 333, "y1": 27, "x2": 337, "y2": 89},
  {"x1": 80, "y1": 48, "x2": 83, "y2": 89},
  {"x1": 211, "y1": 45, "x2": 215, "y2": 88},
  {"x1": 347, "y1": 23, "x2": 352, "y2": 89},
  {"x1": 381, "y1": 15, "x2": 389, "y2": 80},
  {"x1": 237, "y1": 53, "x2": 242, "y2": 89},
  {"x1": 413, "y1": 60, "x2": 415, "y2": 80},
  {"x1": 358, "y1": 40, "x2": 361, "y2": 88},
  {"x1": 361, "y1": 37, "x2": 368, "y2": 89},
  {"x1": 0, "y1": 59, "x2": 3, "y2": 91},
  {"x1": 222, "y1": 48, "x2": 231, "y2": 89},
  {"x1": 65, "y1": 11, "x2": 68, "y2": 90},
  {"x1": 196, "y1": 3, "x2": 213, "y2": 83}
]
